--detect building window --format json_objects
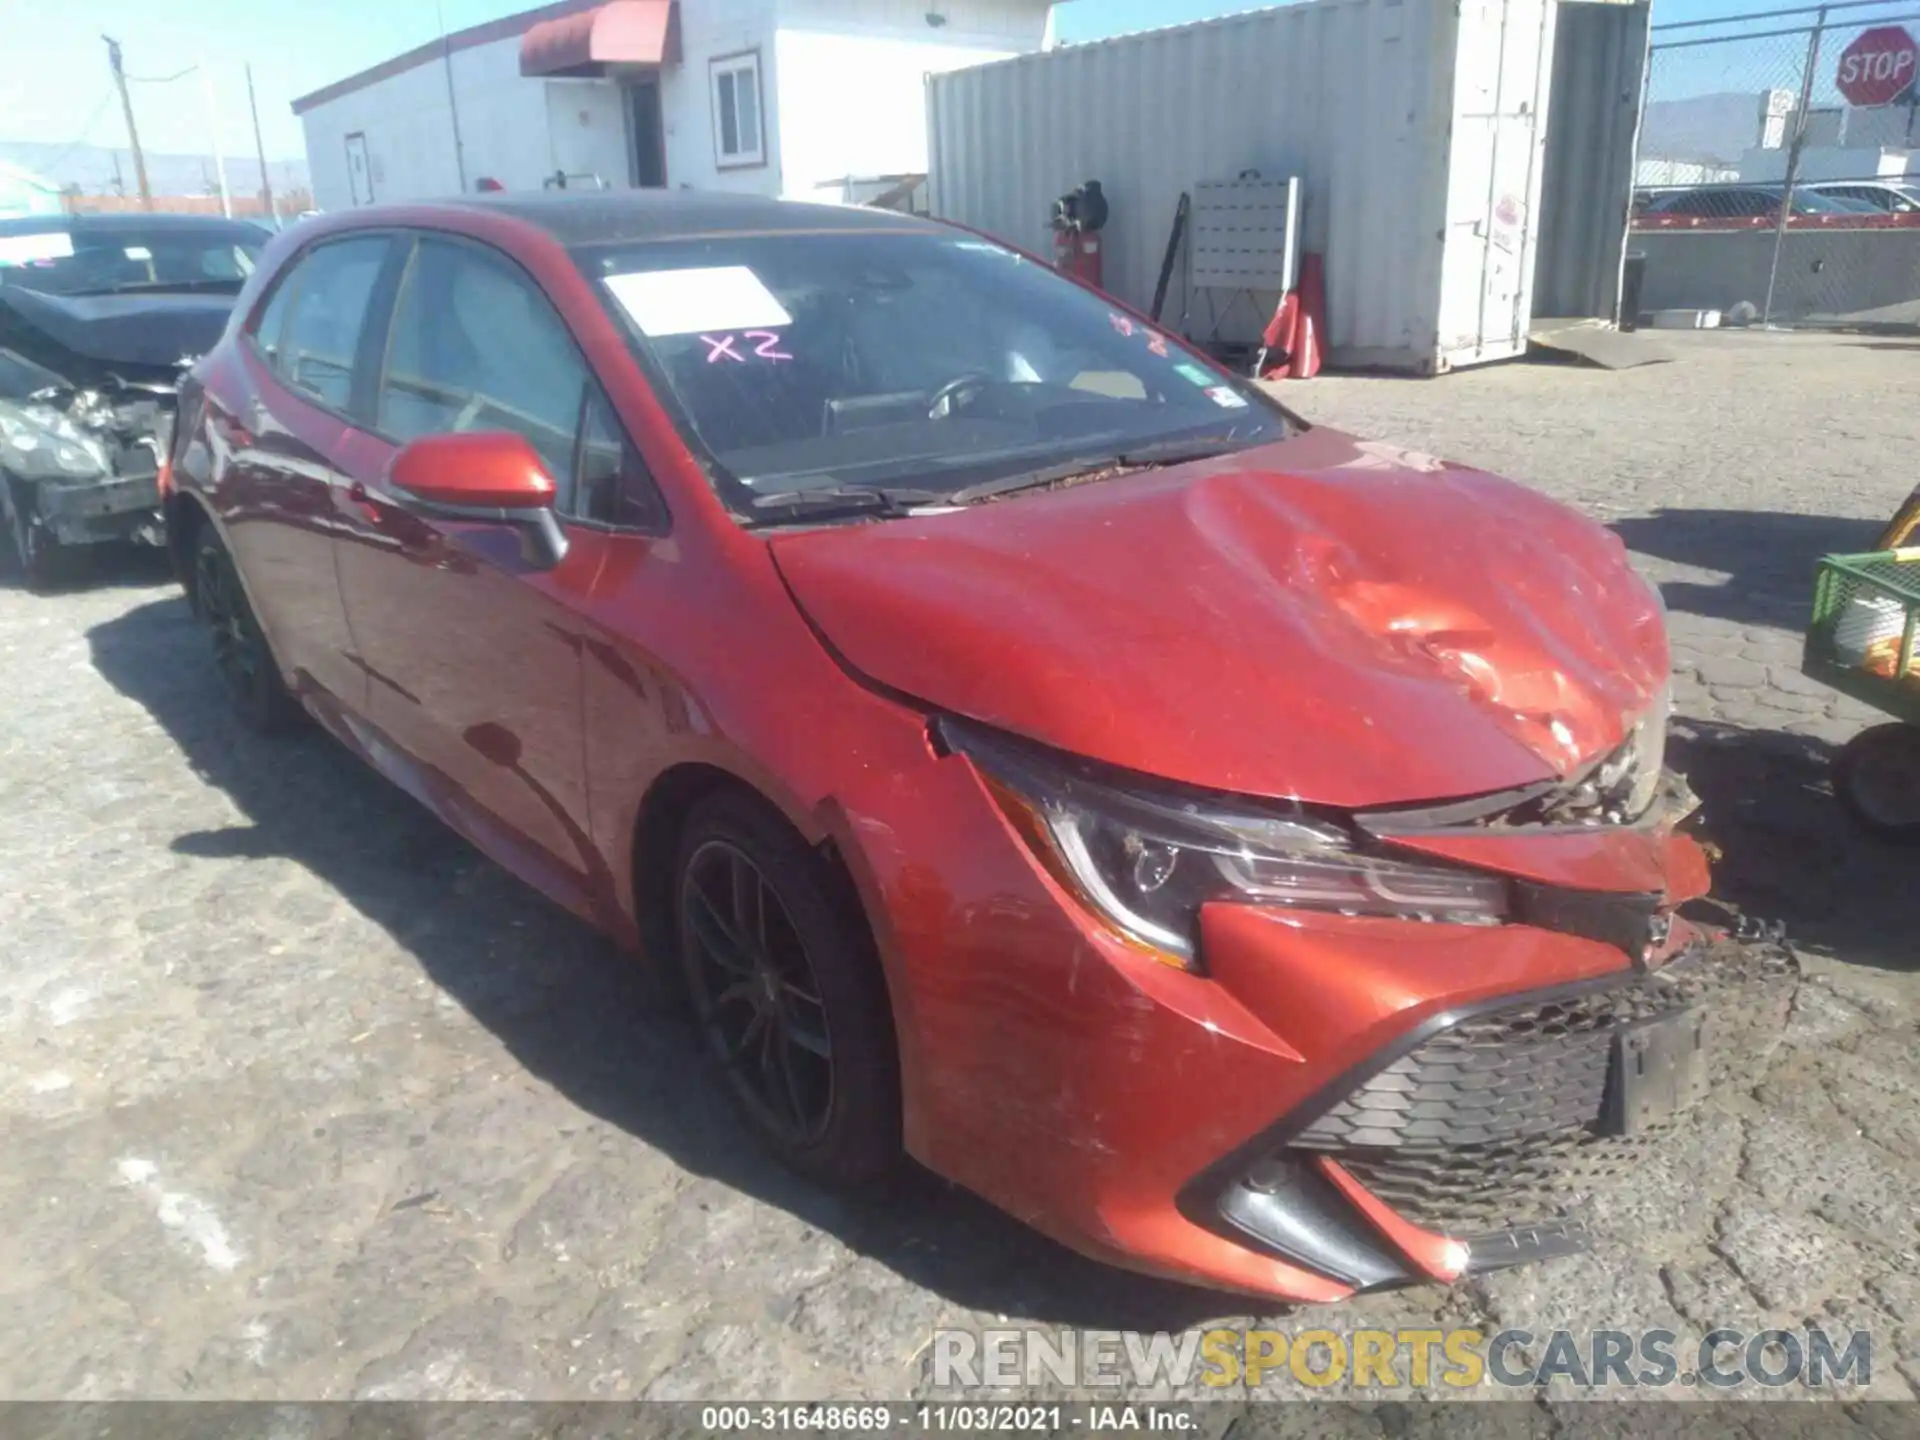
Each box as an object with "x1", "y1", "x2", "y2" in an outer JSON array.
[{"x1": 710, "y1": 51, "x2": 764, "y2": 169}]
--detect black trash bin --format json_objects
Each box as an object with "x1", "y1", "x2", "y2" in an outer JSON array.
[{"x1": 1620, "y1": 251, "x2": 1647, "y2": 332}]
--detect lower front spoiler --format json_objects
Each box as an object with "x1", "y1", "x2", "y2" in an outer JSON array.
[
  {"x1": 35, "y1": 473, "x2": 164, "y2": 546},
  {"x1": 1219, "y1": 1156, "x2": 1592, "y2": 1290},
  {"x1": 1206, "y1": 933, "x2": 1800, "y2": 1293}
]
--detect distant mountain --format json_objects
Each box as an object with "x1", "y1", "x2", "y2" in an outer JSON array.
[{"x1": 0, "y1": 140, "x2": 308, "y2": 200}]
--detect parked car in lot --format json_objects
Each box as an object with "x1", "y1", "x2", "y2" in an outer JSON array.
[
  {"x1": 168, "y1": 191, "x2": 1768, "y2": 1301},
  {"x1": 1804, "y1": 179, "x2": 1920, "y2": 213},
  {"x1": 1638, "y1": 184, "x2": 1875, "y2": 219},
  {"x1": 0, "y1": 211, "x2": 269, "y2": 586}
]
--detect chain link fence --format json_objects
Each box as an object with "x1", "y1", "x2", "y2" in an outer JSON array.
[{"x1": 1638, "y1": 0, "x2": 1920, "y2": 329}]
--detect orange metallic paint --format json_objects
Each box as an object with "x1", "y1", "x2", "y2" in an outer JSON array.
[
  {"x1": 171, "y1": 197, "x2": 1708, "y2": 1303},
  {"x1": 387, "y1": 431, "x2": 559, "y2": 510},
  {"x1": 769, "y1": 430, "x2": 1670, "y2": 809}
]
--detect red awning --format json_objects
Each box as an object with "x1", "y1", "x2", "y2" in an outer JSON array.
[{"x1": 520, "y1": 1, "x2": 679, "y2": 77}]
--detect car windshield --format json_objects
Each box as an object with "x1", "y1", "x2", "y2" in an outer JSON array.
[
  {"x1": 575, "y1": 229, "x2": 1288, "y2": 515},
  {"x1": 0, "y1": 224, "x2": 265, "y2": 296}
]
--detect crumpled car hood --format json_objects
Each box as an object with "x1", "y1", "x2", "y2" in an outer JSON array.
[{"x1": 770, "y1": 427, "x2": 1669, "y2": 809}]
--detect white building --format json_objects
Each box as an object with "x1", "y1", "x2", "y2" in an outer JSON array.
[{"x1": 292, "y1": 0, "x2": 1053, "y2": 213}]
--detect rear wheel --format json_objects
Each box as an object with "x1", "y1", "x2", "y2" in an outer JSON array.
[
  {"x1": 1834, "y1": 722, "x2": 1920, "y2": 844},
  {"x1": 673, "y1": 791, "x2": 901, "y2": 1189},
  {"x1": 194, "y1": 527, "x2": 299, "y2": 734}
]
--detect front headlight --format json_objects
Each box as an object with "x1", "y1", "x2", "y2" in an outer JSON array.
[
  {"x1": 0, "y1": 398, "x2": 109, "y2": 482},
  {"x1": 1608, "y1": 682, "x2": 1670, "y2": 820},
  {"x1": 1557, "y1": 682, "x2": 1671, "y2": 825},
  {"x1": 943, "y1": 720, "x2": 1509, "y2": 969}
]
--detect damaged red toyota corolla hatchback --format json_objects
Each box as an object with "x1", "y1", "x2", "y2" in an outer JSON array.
[{"x1": 167, "y1": 193, "x2": 1792, "y2": 1301}]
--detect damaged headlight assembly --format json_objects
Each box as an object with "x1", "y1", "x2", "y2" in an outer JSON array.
[
  {"x1": 0, "y1": 397, "x2": 110, "y2": 482},
  {"x1": 1546, "y1": 683, "x2": 1672, "y2": 826},
  {"x1": 939, "y1": 719, "x2": 1508, "y2": 969}
]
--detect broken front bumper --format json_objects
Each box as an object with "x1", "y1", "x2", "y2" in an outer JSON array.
[
  {"x1": 31, "y1": 472, "x2": 164, "y2": 546},
  {"x1": 1210, "y1": 933, "x2": 1799, "y2": 1289}
]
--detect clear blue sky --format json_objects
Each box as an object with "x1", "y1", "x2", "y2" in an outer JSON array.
[{"x1": 0, "y1": 0, "x2": 1833, "y2": 163}]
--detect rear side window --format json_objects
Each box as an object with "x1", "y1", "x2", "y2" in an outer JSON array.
[
  {"x1": 270, "y1": 237, "x2": 389, "y2": 411},
  {"x1": 378, "y1": 238, "x2": 589, "y2": 492},
  {"x1": 252, "y1": 271, "x2": 297, "y2": 365}
]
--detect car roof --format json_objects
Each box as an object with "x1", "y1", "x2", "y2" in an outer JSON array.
[
  {"x1": 378, "y1": 191, "x2": 946, "y2": 249},
  {"x1": 0, "y1": 212, "x2": 272, "y2": 240}
]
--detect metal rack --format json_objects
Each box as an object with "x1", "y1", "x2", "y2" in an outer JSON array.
[{"x1": 1182, "y1": 175, "x2": 1303, "y2": 345}]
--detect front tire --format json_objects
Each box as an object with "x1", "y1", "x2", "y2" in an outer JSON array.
[
  {"x1": 673, "y1": 792, "x2": 901, "y2": 1189},
  {"x1": 1834, "y1": 722, "x2": 1920, "y2": 844},
  {"x1": 2, "y1": 479, "x2": 68, "y2": 591},
  {"x1": 194, "y1": 527, "x2": 299, "y2": 734}
]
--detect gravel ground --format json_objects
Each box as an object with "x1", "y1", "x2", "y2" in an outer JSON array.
[{"x1": 3, "y1": 330, "x2": 1918, "y2": 1411}]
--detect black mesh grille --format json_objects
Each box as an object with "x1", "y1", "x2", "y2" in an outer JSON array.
[{"x1": 1281, "y1": 936, "x2": 1797, "y2": 1235}]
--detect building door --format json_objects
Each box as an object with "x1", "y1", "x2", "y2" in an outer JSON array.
[
  {"x1": 1531, "y1": 0, "x2": 1651, "y2": 324},
  {"x1": 345, "y1": 132, "x2": 375, "y2": 206},
  {"x1": 628, "y1": 75, "x2": 667, "y2": 188},
  {"x1": 1435, "y1": 0, "x2": 1553, "y2": 370}
]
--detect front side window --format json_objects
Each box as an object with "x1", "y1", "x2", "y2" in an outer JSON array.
[
  {"x1": 578, "y1": 387, "x2": 665, "y2": 530},
  {"x1": 576, "y1": 230, "x2": 1289, "y2": 521},
  {"x1": 377, "y1": 237, "x2": 592, "y2": 506},
  {"x1": 710, "y1": 52, "x2": 764, "y2": 168},
  {"x1": 271, "y1": 236, "x2": 390, "y2": 412}
]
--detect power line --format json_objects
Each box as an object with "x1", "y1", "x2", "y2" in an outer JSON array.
[
  {"x1": 127, "y1": 65, "x2": 199, "y2": 84},
  {"x1": 42, "y1": 90, "x2": 115, "y2": 170}
]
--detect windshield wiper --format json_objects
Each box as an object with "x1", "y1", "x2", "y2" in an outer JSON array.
[
  {"x1": 744, "y1": 484, "x2": 945, "y2": 526},
  {"x1": 945, "y1": 435, "x2": 1256, "y2": 506}
]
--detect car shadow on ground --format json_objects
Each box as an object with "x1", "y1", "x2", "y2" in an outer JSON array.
[
  {"x1": 86, "y1": 595, "x2": 1266, "y2": 1336},
  {"x1": 1673, "y1": 717, "x2": 1914, "y2": 972},
  {"x1": 1610, "y1": 509, "x2": 1884, "y2": 628},
  {"x1": 0, "y1": 541, "x2": 174, "y2": 594}
]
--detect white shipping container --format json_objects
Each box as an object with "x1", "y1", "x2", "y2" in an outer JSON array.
[{"x1": 929, "y1": 0, "x2": 1648, "y2": 374}]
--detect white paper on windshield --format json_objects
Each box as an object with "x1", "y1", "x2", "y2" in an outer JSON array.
[
  {"x1": 0, "y1": 232, "x2": 74, "y2": 266},
  {"x1": 603, "y1": 265, "x2": 793, "y2": 337},
  {"x1": 124, "y1": 245, "x2": 153, "y2": 261}
]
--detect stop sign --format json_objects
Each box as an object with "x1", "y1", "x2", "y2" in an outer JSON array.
[{"x1": 1837, "y1": 25, "x2": 1919, "y2": 107}]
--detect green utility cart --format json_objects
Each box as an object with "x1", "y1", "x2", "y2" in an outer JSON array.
[{"x1": 1803, "y1": 546, "x2": 1920, "y2": 842}]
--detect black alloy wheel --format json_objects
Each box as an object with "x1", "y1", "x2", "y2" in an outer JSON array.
[
  {"x1": 194, "y1": 528, "x2": 298, "y2": 733},
  {"x1": 672, "y1": 792, "x2": 900, "y2": 1188},
  {"x1": 681, "y1": 837, "x2": 836, "y2": 1143}
]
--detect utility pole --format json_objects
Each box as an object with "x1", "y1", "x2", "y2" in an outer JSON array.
[
  {"x1": 200, "y1": 57, "x2": 232, "y2": 217},
  {"x1": 246, "y1": 65, "x2": 276, "y2": 223},
  {"x1": 436, "y1": 1, "x2": 468, "y2": 192},
  {"x1": 103, "y1": 35, "x2": 153, "y2": 211}
]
